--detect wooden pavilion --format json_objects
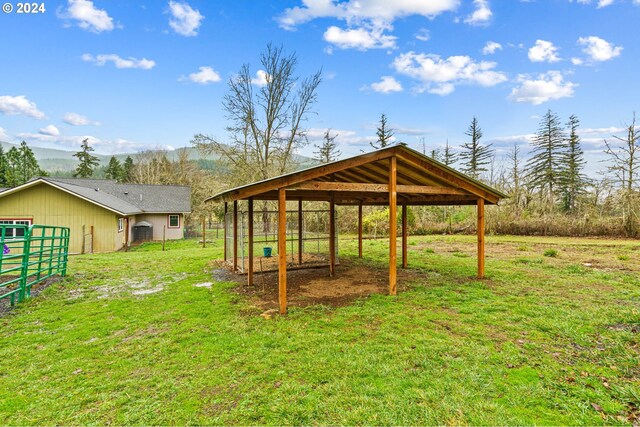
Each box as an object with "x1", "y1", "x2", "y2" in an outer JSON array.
[{"x1": 207, "y1": 144, "x2": 506, "y2": 314}]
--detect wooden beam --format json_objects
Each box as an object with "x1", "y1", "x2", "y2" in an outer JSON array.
[
  {"x1": 288, "y1": 181, "x2": 469, "y2": 195},
  {"x1": 298, "y1": 199, "x2": 303, "y2": 265},
  {"x1": 358, "y1": 201, "x2": 363, "y2": 258},
  {"x1": 389, "y1": 156, "x2": 397, "y2": 296},
  {"x1": 395, "y1": 151, "x2": 500, "y2": 204},
  {"x1": 477, "y1": 198, "x2": 485, "y2": 279},
  {"x1": 247, "y1": 198, "x2": 254, "y2": 286},
  {"x1": 402, "y1": 202, "x2": 407, "y2": 269},
  {"x1": 366, "y1": 161, "x2": 424, "y2": 187},
  {"x1": 329, "y1": 196, "x2": 336, "y2": 276},
  {"x1": 223, "y1": 202, "x2": 227, "y2": 262},
  {"x1": 278, "y1": 188, "x2": 287, "y2": 315},
  {"x1": 233, "y1": 200, "x2": 238, "y2": 272}
]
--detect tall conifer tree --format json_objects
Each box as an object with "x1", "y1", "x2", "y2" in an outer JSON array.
[
  {"x1": 561, "y1": 115, "x2": 589, "y2": 213},
  {"x1": 526, "y1": 109, "x2": 567, "y2": 207},
  {"x1": 73, "y1": 138, "x2": 100, "y2": 178},
  {"x1": 459, "y1": 117, "x2": 493, "y2": 179}
]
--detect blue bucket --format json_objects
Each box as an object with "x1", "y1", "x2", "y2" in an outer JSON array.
[{"x1": 263, "y1": 247, "x2": 273, "y2": 257}]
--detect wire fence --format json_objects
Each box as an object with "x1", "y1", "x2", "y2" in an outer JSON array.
[
  {"x1": 0, "y1": 224, "x2": 70, "y2": 306},
  {"x1": 224, "y1": 209, "x2": 338, "y2": 273}
]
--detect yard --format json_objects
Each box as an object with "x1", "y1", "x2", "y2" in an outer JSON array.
[{"x1": 0, "y1": 235, "x2": 639, "y2": 425}]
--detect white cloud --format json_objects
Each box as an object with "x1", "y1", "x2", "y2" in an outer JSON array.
[
  {"x1": 578, "y1": 36, "x2": 622, "y2": 62},
  {"x1": 251, "y1": 70, "x2": 270, "y2": 87},
  {"x1": 0, "y1": 127, "x2": 9, "y2": 141},
  {"x1": 82, "y1": 54, "x2": 156, "y2": 70},
  {"x1": 571, "y1": 0, "x2": 616, "y2": 7},
  {"x1": 415, "y1": 28, "x2": 430, "y2": 42},
  {"x1": 58, "y1": 0, "x2": 115, "y2": 33},
  {"x1": 578, "y1": 126, "x2": 626, "y2": 135},
  {"x1": 571, "y1": 57, "x2": 584, "y2": 65},
  {"x1": 392, "y1": 52, "x2": 507, "y2": 95},
  {"x1": 528, "y1": 40, "x2": 561, "y2": 63},
  {"x1": 323, "y1": 25, "x2": 396, "y2": 50},
  {"x1": 63, "y1": 112, "x2": 100, "y2": 126},
  {"x1": 464, "y1": 0, "x2": 492, "y2": 25},
  {"x1": 168, "y1": 1, "x2": 204, "y2": 37},
  {"x1": 39, "y1": 125, "x2": 60, "y2": 137},
  {"x1": 278, "y1": 0, "x2": 459, "y2": 30},
  {"x1": 509, "y1": 71, "x2": 577, "y2": 105},
  {"x1": 482, "y1": 41, "x2": 502, "y2": 55},
  {"x1": 369, "y1": 76, "x2": 403, "y2": 93},
  {"x1": 181, "y1": 66, "x2": 221, "y2": 84},
  {"x1": 16, "y1": 132, "x2": 173, "y2": 155},
  {"x1": 0, "y1": 95, "x2": 45, "y2": 119}
]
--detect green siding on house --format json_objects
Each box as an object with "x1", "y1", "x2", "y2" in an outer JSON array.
[{"x1": 0, "y1": 183, "x2": 121, "y2": 253}]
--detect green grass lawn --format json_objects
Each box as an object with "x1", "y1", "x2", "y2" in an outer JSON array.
[{"x1": 1, "y1": 235, "x2": 639, "y2": 425}]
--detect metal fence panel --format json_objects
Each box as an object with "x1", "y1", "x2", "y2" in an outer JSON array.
[{"x1": 0, "y1": 224, "x2": 70, "y2": 305}]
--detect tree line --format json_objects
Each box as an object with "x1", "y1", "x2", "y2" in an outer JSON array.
[{"x1": 3, "y1": 43, "x2": 637, "y2": 237}]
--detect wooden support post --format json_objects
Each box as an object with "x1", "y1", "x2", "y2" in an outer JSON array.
[
  {"x1": 162, "y1": 225, "x2": 166, "y2": 251},
  {"x1": 358, "y1": 201, "x2": 363, "y2": 258},
  {"x1": 248, "y1": 198, "x2": 254, "y2": 286},
  {"x1": 298, "y1": 199, "x2": 303, "y2": 265},
  {"x1": 202, "y1": 217, "x2": 206, "y2": 248},
  {"x1": 223, "y1": 202, "x2": 228, "y2": 262},
  {"x1": 477, "y1": 198, "x2": 485, "y2": 279},
  {"x1": 233, "y1": 200, "x2": 238, "y2": 272},
  {"x1": 389, "y1": 156, "x2": 397, "y2": 295},
  {"x1": 402, "y1": 202, "x2": 408, "y2": 268},
  {"x1": 278, "y1": 188, "x2": 287, "y2": 314},
  {"x1": 329, "y1": 196, "x2": 336, "y2": 276}
]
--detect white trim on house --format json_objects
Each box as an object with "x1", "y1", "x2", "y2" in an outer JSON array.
[
  {"x1": 168, "y1": 214, "x2": 180, "y2": 229},
  {"x1": 0, "y1": 218, "x2": 33, "y2": 238}
]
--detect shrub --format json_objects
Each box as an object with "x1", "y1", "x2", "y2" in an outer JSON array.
[{"x1": 543, "y1": 249, "x2": 558, "y2": 257}]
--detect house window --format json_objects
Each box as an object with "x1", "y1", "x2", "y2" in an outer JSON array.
[
  {"x1": 118, "y1": 218, "x2": 124, "y2": 232},
  {"x1": 0, "y1": 219, "x2": 32, "y2": 238},
  {"x1": 168, "y1": 214, "x2": 180, "y2": 228}
]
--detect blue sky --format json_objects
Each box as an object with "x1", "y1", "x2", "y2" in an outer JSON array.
[{"x1": 0, "y1": 0, "x2": 638, "y2": 174}]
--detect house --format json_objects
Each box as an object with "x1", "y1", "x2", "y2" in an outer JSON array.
[{"x1": 0, "y1": 177, "x2": 191, "y2": 253}]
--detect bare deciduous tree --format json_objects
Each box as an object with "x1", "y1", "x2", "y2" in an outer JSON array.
[
  {"x1": 604, "y1": 113, "x2": 639, "y2": 192},
  {"x1": 192, "y1": 43, "x2": 322, "y2": 186}
]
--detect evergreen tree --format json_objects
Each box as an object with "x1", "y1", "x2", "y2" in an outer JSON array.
[
  {"x1": 429, "y1": 148, "x2": 442, "y2": 162},
  {"x1": 122, "y1": 156, "x2": 134, "y2": 182},
  {"x1": 4, "y1": 142, "x2": 45, "y2": 187},
  {"x1": 5, "y1": 147, "x2": 20, "y2": 186},
  {"x1": 459, "y1": 117, "x2": 493, "y2": 179},
  {"x1": 442, "y1": 140, "x2": 458, "y2": 166},
  {"x1": 73, "y1": 138, "x2": 100, "y2": 178},
  {"x1": 526, "y1": 110, "x2": 567, "y2": 206},
  {"x1": 508, "y1": 142, "x2": 523, "y2": 208},
  {"x1": 314, "y1": 129, "x2": 341, "y2": 163},
  {"x1": 0, "y1": 146, "x2": 8, "y2": 187},
  {"x1": 105, "y1": 156, "x2": 124, "y2": 181},
  {"x1": 561, "y1": 115, "x2": 590, "y2": 213},
  {"x1": 370, "y1": 113, "x2": 394, "y2": 149}
]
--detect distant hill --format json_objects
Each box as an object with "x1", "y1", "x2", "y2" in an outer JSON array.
[{"x1": 0, "y1": 141, "x2": 315, "y2": 173}]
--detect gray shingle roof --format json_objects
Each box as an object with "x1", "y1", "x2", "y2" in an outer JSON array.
[{"x1": 41, "y1": 178, "x2": 191, "y2": 215}]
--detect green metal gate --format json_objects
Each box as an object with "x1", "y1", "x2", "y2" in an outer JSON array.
[{"x1": 0, "y1": 225, "x2": 70, "y2": 306}]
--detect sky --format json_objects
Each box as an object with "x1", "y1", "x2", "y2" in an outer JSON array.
[{"x1": 0, "y1": 0, "x2": 638, "y2": 175}]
